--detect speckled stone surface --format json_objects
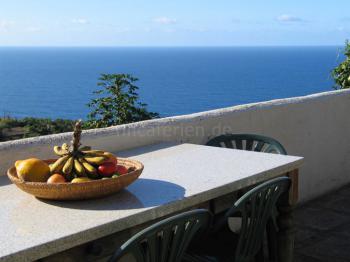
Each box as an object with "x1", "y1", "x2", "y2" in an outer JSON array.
[{"x1": 0, "y1": 143, "x2": 303, "y2": 261}]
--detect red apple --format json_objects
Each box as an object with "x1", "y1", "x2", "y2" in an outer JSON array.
[
  {"x1": 116, "y1": 165, "x2": 128, "y2": 175},
  {"x1": 98, "y1": 162, "x2": 117, "y2": 177}
]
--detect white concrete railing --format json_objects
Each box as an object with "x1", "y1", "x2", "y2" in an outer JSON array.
[{"x1": 1, "y1": 89, "x2": 350, "y2": 203}]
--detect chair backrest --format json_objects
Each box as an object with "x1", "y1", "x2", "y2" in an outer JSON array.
[
  {"x1": 109, "y1": 209, "x2": 212, "y2": 262},
  {"x1": 215, "y1": 177, "x2": 290, "y2": 262},
  {"x1": 206, "y1": 134, "x2": 287, "y2": 155}
]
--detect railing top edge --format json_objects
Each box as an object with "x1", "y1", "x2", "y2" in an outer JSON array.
[{"x1": 0, "y1": 89, "x2": 349, "y2": 150}]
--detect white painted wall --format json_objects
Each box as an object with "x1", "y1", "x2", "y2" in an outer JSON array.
[{"x1": 1, "y1": 89, "x2": 350, "y2": 203}]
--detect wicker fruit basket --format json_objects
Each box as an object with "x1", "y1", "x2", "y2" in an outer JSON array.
[{"x1": 7, "y1": 158, "x2": 143, "y2": 200}]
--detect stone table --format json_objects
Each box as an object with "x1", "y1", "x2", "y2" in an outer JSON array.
[{"x1": 0, "y1": 143, "x2": 303, "y2": 261}]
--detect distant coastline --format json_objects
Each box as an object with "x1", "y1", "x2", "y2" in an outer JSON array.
[{"x1": 0, "y1": 117, "x2": 74, "y2": 142}]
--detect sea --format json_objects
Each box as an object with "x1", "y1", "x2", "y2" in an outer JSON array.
[{"x1": 0, "y1": 46, "x2": 343, "y2": 120}]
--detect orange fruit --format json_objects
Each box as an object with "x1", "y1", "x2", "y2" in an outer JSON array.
[
  {"x1": 47, "y1": 174, "x2": 66, "y2": 184},
  {"x1": 15, "y1": 158, "x2": 50, "y2": 182}
]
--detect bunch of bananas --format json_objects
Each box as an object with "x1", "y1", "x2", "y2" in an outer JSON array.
[
  {"x1": 50, "y1": 143, "x2": 108, "y2": 179},
  {"x1": 49, "y1": 120, "x2": 108, "y2": 180}
]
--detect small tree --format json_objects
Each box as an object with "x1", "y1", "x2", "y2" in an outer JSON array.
[
  {"x1": 332, "y1": 40, "x2": 350, "y2": 89},
  {"x1": 85, "y1": 74, "x2": 159, "y2": 128}
]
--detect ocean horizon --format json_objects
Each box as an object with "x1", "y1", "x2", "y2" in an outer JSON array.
[{"x1": 0, "y1": 46, "x2": 343, "y2": 120}]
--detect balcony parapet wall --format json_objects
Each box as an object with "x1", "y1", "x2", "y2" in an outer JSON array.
[{"x1": 1, "y1": 89, "x2": 350, "y2": 202}]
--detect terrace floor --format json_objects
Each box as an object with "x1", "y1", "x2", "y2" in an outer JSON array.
[{"x1": 294, "y1": 183, "x2": 350, "y2": 262}]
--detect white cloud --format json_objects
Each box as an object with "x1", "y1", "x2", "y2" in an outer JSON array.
[
  {"x1": 277, "y1": 14, "x2": 303, "y2": 23},
  {"x1": 153, "y1": 17, "x2": 177, "y2": 25},
  {"x1": 0, "y1": 20, "x2": 14, "y2": 32},
  {"x1": 72, "y1": 18, "x2": 89, "y2": 25}
]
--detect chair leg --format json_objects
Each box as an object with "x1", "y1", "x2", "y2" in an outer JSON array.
[
  {"x1": 266, "y1": 219, "x2": 278, "y2": 262},
  {"x1": 255, "y1": 246, "x2": 265, "y2": 262}
]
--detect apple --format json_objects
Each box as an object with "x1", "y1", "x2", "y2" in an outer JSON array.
[
  {"x1": 116, "y1": 165, "x2": 128, "y2": 175},
  {"x1": 98, "y1": 162, "x2": 117, "y2": 177}
]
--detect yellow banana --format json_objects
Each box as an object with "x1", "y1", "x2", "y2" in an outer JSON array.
[
  {"x1": 62, "y1": 143, "x2": 70, "y2": 151},
  {"x1": 79, "y1": 146, "x2": 91, "y2": 151},
  {"x1": 53, "y1": 146, "x2": 68, "y2": 156},
  {"x1": 62, "y1": 156, "x2": 74, "y2": 175},
  {"x1": 53, "y1": 146, "x2": 61, "y2": 155},
  {"x1": 84, "y1": 156, "x2": 107, "y2": 165},
  {"x1": 79, "y1": 158, "x2": 98, "y2": 177},
  {"x1": 50, "y1": 155, "x2": 70, "y2": 174},
  {"x1": 74, "y1": 159, "x2": 86, "y2": 176},
  {"x1": 81, "y1": 153, "x2": 101, "y2": 158},
  {"x1": 82, "y1": 150, "x2": 105, "y2": 156}
]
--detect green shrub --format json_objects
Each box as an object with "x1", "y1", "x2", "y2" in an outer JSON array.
[
  {"x1": 0, "y1": 117, "x2": 75, "y2": 141},
  {"x1": 332, "y1": 40, "x2": 350, "y2": 89}
]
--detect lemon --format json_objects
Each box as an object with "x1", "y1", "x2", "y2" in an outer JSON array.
[
  {"x1": 71, "y1": 177, "x2": 91, "y2": 183},
  {"x1": 15, "y1": 158, "x2": 50, "y2": 182}
]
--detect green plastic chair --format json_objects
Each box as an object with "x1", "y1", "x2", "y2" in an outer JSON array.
[
  {"x1": 108, "y1": 209, "x2": 212, "y2": 262},
  {"x1": 186, "y1": 177, "x2": 291, "y2": 262},
  {"x1": 205, "y1": 134, "x2": 287, "y2": 230},
  {"x1": 206, "y1": 134, "x2": 287, "y2": 155}
]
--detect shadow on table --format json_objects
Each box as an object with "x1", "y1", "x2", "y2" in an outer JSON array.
[{"x1": 38, "y1": 178, "x2": 185, "y2": 211}]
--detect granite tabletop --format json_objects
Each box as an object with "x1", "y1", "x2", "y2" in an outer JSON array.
[{"x1": 0, "y1": 143, "x2": 303, "y2": 261}]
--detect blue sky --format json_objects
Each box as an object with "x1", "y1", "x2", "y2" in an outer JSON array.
[{"x1": 0, "y1": 0, "x2": 349, "y2": 46}]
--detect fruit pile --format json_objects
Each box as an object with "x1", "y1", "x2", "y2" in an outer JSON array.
[{"x1": 15, "y1": 121, "x2": 132, "y2": 184}]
